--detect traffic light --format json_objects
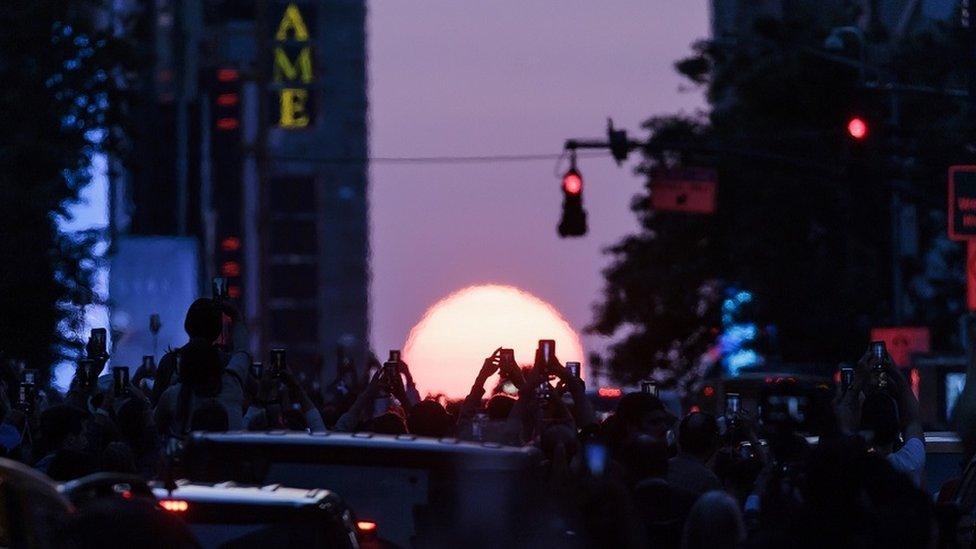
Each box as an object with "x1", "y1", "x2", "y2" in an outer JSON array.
[
  {"x1": 846, "y1": 116, "x2": 868, "y2": 141},
  {"x1": 558, "y1": 155, "x2": 587, "y2": 237}
]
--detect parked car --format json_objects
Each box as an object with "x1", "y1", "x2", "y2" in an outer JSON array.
[
  {"x1": 60, "y1": 472, "x2": 365, "y2": 548},
  {"x1": 149, "y1": 480, "x2": 364, "y2": 548}
]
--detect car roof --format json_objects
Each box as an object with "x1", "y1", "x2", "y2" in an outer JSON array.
[
  {"x1": 185, "y1": 430, "x2": 542, "y2": 472},
  {"x1": 802, "y1": 431, "x2": 962, "y2": 452},
  {"x1": 151, "y1": 480, "x2": 339, "y2": 507}
]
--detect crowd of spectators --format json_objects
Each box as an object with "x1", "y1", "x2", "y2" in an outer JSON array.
[{"x1": 3, "y1": 297, "x2": 974, "y2": 547}]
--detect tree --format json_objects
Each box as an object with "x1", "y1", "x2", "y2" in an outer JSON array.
[
  {"x1": 0, "y1": 1, "x2": 133, "y2": 383},
  {"x1": 590, "y1": 10, "x2": 968, "y2": 388}
]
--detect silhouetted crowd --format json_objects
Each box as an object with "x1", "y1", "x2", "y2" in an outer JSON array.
[{"x1": 4, "y1": 297, "x2": 976, "y2": 548}]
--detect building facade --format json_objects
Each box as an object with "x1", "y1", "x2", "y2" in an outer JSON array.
[{"x1": 112, "y1": 0, "x2": 370, "y2": 384}]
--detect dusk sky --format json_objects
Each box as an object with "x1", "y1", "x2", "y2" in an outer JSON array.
[{"x1": 369, "y1": 1, "x2": 710, "y2": 361}]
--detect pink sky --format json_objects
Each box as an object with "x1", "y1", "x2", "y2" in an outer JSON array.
[{"x1": 369, "y1": 1, "x2": 709, "y2": 361}]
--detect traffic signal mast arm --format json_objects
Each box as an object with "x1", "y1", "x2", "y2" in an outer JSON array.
[{"x1": 564, "y1": 123, "x2": 842, "y2": 175}]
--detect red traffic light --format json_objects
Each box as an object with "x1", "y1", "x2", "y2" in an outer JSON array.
[
  {"x1": 846, "y1": 117, "x2": 868, "y2": 140},
  {"x1": 562, "y1": 168, "x2": 583, "y2": 195}
]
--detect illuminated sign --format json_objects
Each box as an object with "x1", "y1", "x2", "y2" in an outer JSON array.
[
  {"x1": 869, "y1": 327, "x2": 930, "y2": 368},
  {"x1": 650, "y1": 167, "x2": 717, "y2": 214},
  {"x1": 949, "y1": 165, "x2": 976, "y2": 240},
  {"x1": 271, "y1": 3, "x2": 315, "y2": 129}
]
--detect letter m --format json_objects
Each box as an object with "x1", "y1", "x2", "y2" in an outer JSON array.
[{"x1": 273, "y1": 47, "x2": 312, "y2": 84}]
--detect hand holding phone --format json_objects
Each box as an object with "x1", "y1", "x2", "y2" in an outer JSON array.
[
  {"x1": 840, "y1": 366, "x2": 855, "y2": 393},
  {"x1": 112, "y1": 367, "x2": 130, "y2": 396},
  {"x1": 89, "y1": 328, "x2": 108, "y2": 359},
  {"x1": 269, "y1": 349, "x2": 286, "y2": 378},
  {"x1": 478, "y1": 349, "x2": 502, "y2": 381},
  {"x1": 250, "y1": 361, "x2": 264, "y2": 381},
  {"x1": 538, "y1": 340, "x2": 555, "y2": 366},
  {"x1": 212, "y1": 277, "x2": 229, "y2": 302},
  {"x1": 77, "y1": 359, "x2": 97, "y2": 389},
  {"x1": 725, "y1": 392, "x2": 741, "y2": 423},
  {"x1": 149, "y1": 314, "x2": 162, "y2": 335}
]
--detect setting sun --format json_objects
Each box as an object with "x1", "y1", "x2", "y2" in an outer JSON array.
[{"x1": 402, "y1": 284, "x2": 584, "y2": 398}]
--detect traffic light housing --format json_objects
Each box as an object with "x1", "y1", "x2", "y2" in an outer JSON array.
[{"x1": 558, "y1": 163, "x2": 587, "y2": 237}]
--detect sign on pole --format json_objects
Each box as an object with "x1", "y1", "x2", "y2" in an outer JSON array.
[
  {"x1": 949, "y1": 166, "x2": 976, "y2": 311},
  {"x1": 650, "y1": 167, "x2": 717, "y2": 214},
  {"x1": 869, "y1": 327, "x2": 931, "y2": 368},
  {"x1": 948, "y1": 165, "x2": 976, "y2": 240}
]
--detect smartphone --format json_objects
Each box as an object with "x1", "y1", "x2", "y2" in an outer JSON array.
[
  {"x1": 90, "y1": 328, "x2": 107, "y2": 357},
  {"x1": 840, "y1": 366, "x2": 855, "y2": 391},
  {"x1": 566, "y1": 361, "x2": 581, "y2": 378},
  {"x1": 500, "y1": 348, "x2": 515, "y2": 367},
  {"x1": 389, "y1": 350, "x2": 401, "y2": 363},
  {"x1": 212, "y1": 277, "x2": 229, "y2": 301},
  {"x1": 269, "y1": 349, "x2": 286, "y2": 378},
  {"x1": 142, "y1": 355, "x2": 156, "y2": 371},
  {"x1": 20, "y1": 369, "x2": 36, "y2": 412},
  {"x1": 17, "y1": 382, "x2": 34, "y2": 414},
  {"x1": 112, "y1": 367, "x2": 129, "y2": 396},
  {"x1": 383, "y1": 360, "x2": 398, "y2": 380},
  {"x1": 250, "y1": 361, "x2": 264, "y2": 380},
  {"x1": 641, "y1": 380, "x2": 658, "y2": 396},
  {"x1": 726, "y1": 392, "x2": 741, "y2": 416},
  {"x1": 149, "y1": 313, "x2": 161, "y2": 335},
  {"x1": 382, "y1": 360, "x2": 399, "y2": 395},
  {"x1": 584, "y1": 442, "x2": 609, "y2": 476},
  {"x1": 539, "y1": 339, "x2": 556, "y2": 363},
  {"x1": 870, "y1": 341, "x2": 886, "y2": 361},
  {"x1": 78, "y1": 359, "x2": 96, "y2": 388}
]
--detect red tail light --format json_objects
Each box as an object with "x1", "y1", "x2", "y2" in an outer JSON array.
[{"x1": 160, "y1": 499, "x2": 189, "y2": 512}]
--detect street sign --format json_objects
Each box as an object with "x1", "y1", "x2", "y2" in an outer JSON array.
[
  {"x1": 650, "y1": 167, "x2": 717, "y2": 214},
  {"x1": 869, "y1": 327, "x2": 931, "y2": 368},
  {"x1": 948, "y1": 165, "x2": 976, "y2": 240}
]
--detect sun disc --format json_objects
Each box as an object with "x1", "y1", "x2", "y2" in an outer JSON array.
[{"x1": 401, "y1": 284, "x2": 584, "y2": 399}]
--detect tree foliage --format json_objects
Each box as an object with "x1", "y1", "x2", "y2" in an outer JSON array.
[
  {"x1": 591, "y1": 11, "x2": 968, "y2": 387},
  {"x1": 0, "y1": 1, "x2": 132, "y2": 382}
]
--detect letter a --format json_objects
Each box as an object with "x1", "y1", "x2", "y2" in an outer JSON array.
[{"x1": 275, "y1": 4, "x2": 309, "y2": 41}]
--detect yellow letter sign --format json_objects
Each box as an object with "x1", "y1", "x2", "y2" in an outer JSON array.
[
  {"x1": 274, "y1": 4, "x2": 309, "y2": 41},
  {"x1": 273, "y1": 47, "x2": 312, "y2": 84},
  {"x1": 279, "y1": 88, "x2": 309, "y2": 128}
]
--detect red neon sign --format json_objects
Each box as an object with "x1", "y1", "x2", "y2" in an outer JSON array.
[{"x1": 216, "y1": 68, "x2": 239, "y2": 82}]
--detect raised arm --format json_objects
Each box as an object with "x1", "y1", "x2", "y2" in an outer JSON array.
[
  {"x1": 334, "y1": 370, "x2": 383, "y2": 432},
  {"x1": 550, "y1": 359, "x2": 595, "y2": 429},
  {"x1": 459, "y1": 350, "x2": 500, "y2": 423}
]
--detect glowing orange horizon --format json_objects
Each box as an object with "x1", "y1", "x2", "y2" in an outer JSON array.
[{"x1": 402, "y1": 284, "x2": 585, "y2": 399}]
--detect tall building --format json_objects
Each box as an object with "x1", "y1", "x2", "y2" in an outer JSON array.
[{"x1": 111, "y1": 0, "x2": 370, "y2": 384}]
